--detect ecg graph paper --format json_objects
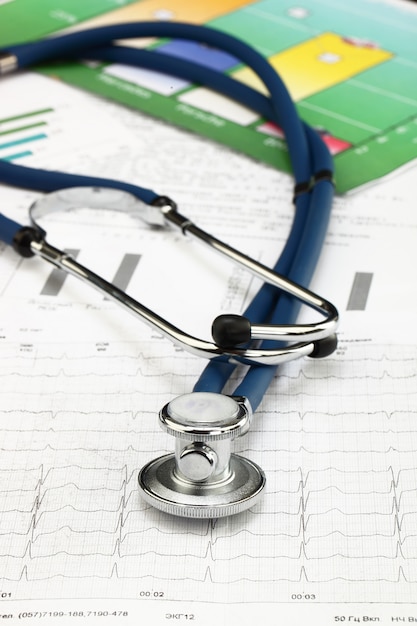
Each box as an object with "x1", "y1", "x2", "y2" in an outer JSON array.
[
  {"x1": 1, "y1": 338, "x2": 417, "y2": 618},
  {"x1": 0, "y1": 73, "x2": 417, "y2": 624}
]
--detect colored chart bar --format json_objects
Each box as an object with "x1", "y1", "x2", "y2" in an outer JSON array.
[
  {"x1": 157, "y1": 40, "x2": 239, "y2": 72},
  {"x1": 0, "y1": 122, "x2": 48, "y2": 137},
  {"x1": 110, "y1": 253, "x2": 141, "y2": 293},
  {"x1": 233, "y1": 33, "x2": 393, "y2": 101},
  {"x1": 104, "y1": 253, "x2": 142, "y2": 299},
  {"x1": 0, "y1": 133, "x2": 47, "y2": 150},
  {"x1": 0, "y1": 107, "x2": 53, "y2": 125},
  {"x1": 40, "y1": 249, "x2": 80, "y2": 296},
  {"x1": 347, "y1": 272, "x2": 374, "y2": 311},
  {"x1": 1, "y1": 150, "x2": 33, "y2": 161}
]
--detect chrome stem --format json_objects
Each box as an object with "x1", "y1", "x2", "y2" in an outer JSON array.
[
  {"x1": 29, "y1": 238, "x2": 316, "y2": 366},
  {"x1": 162, "y1": 204, "x2": 338, "y2": 342}
]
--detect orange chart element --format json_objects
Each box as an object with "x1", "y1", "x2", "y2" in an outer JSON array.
[
  {"x1": 76, "y1": 0, "x2": 256, "y2": 27},
  {"x1": 233, "y1": 32, "x2": 393, "y2": 101}
]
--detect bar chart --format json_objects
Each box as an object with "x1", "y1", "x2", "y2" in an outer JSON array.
[{"x1": 0, "y1": 107, "x2": 53, "y2": 162}]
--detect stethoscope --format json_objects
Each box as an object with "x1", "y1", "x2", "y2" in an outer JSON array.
[{"x1": 0, "y1": 21, "x2": 338, "y2": 518}]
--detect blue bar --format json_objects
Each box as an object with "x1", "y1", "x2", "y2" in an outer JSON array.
[
  {"x1": 157, "y1": 39, "x2": 239, "y2": 71},
  {"x1": 1, "y1": 151, "x2": 33, "y2": 161},
  {"x1": 0, "y1": 133, "x2": 47, "y2": 150}
]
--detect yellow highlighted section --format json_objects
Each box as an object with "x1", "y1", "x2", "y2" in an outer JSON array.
[
  {"x1": 233, "y1": 33, "x2": 393, "y2": 101},
  {"x1": 76, "y1": 0, "x2": 255, "y2": 27}
]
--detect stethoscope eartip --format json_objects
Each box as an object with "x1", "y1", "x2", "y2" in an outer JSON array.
[
  {"x1": 309, "y1": 333, "x2": 338, "y2": 359},
  {"x1": 212, "y1": 314, "x2": 251, "y2": 348}
]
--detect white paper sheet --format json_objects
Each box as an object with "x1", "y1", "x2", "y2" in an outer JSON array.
[{"x1": 0, "y1": 72, "x2": 417, "y2": 625}]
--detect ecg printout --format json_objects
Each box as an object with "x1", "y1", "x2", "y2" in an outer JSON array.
[{"x1": 0, "y1": 72, "x2": 417, "y2": 624}]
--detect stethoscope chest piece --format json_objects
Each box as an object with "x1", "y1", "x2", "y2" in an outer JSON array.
[{"x1": 138, "y1": 392, "x2": 266, "y2": 518}]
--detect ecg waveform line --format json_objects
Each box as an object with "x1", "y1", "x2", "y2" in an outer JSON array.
[
  {"x1": 1, "y1": 370, "x2": 416, "y2": 389},
  {"x1": 1, "y1": 409, "x2": 417, "y2": 424},
  {"x1": 3, "y1": 463, "x2": 417, "y2": 489},
  {"x1": 1, "y1": 461, "x2": 417, "y2": 564}
]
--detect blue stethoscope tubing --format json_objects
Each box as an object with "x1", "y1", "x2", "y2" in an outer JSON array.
[{"x1": 0, "y1": 21, "x2": 334, "y2": 411}]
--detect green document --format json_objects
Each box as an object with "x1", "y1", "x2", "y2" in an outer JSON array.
[{"x1": 1, "y1": 0, "x2": 416, "y2": 192}]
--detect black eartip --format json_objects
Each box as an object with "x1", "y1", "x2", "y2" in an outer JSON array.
[
  {"x1": 309, "y1": 333, "x2": 338, "y2": 358},
  {"x1": 12, "y1": 226, "x2": 43, "y2": 258},
  {"x1": 212, "y1": 314, "x2": 251, "y2": 348},
  {"x1": 151, "y1": 195, "x2": 177, "y2": 209}
]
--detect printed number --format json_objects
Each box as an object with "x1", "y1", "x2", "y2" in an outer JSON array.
[{"x1": 140, "y1": 591, "x2": 164, "y2": 598}]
